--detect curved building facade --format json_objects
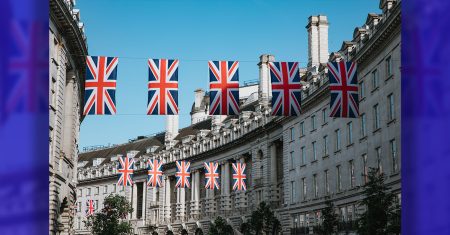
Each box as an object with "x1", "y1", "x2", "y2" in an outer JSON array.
[{"x1": 49, "y1": 0, "x2": 87, "y2": 234}]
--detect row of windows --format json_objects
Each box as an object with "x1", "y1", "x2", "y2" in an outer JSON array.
[
  {"x1": 78, "y1": 184, "x2": 124, "y2": 197},
  {"x1": 290, "y1": 140, "x2": 398, "y2": 203},
  {"x1": 360, "y1": 55, "x2": 394, "y2": 100},
  {"x1": 289, "y1": 94, "x2": 395, "y2": 143}
]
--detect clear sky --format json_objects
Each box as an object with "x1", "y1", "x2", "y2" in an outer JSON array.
[{"x1": 77, "y1": 0, "x2": 380, "y2": 151}]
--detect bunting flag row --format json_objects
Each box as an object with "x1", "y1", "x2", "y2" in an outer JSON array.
[
  {"x1": 117, "y1": 156, "x2": 247, "y2": 191},
  {"x1": 83, "y1": 56, "x2": 359, "y2": 118}
]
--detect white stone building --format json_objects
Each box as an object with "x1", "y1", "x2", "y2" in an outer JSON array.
[
  {"x1": 75, "y1": 1, "x2": 400, "y2": 234},
  {"x1": 49, "y1": 0, "x2": 87, "y2": 234}
]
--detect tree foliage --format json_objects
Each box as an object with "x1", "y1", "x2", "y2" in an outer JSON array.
[
  {"x1": 321, "y1": 200, "x2": 339, "y2": 235},
  {"x1": 208, "y1": 216, "x2": 233, "y2": 235},
  {"x1": 85, "y1": 194, "x2": 134, "y2": 235},
  {"x1": 357, "y1": 168, "x2": 401, "y2": 235},
  {"x1": 240, "y1": 202, "x2": 281, "y2": 235}
]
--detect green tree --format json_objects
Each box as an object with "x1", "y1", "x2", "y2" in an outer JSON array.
[
  {"x1": 321, "y1": 200, "x2": 338, "y2": 235},
  {"x1": 195, "y1": 227, "x2": 204, "y2": 235},
  {"x1": 241, "y1": 202, "x2": 281, "y2": 235},
  {"x1": 181, "y1": 229, "x2": 188, "y2": 235},
  {"x1": 85, "y1": 194, "x2": 133, "y2": 235},
  {"x1": 357, "y1": 168, "x2": 401, "y2": 235},
  {"x1": 166, "y1": 230, "x2": 174, "y2": 235},
  {"x1": 208, "y1": 216, "x2": 233, "y2": 235}
]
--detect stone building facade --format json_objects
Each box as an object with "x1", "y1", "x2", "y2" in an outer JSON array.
[
  {"x1": 49, "y1": 0, "x2": 87, "y2": 234},
  {"x1": 75, "y1": 0, "x2": 400, "y2": 234}
]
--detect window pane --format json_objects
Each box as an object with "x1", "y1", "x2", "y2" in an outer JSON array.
[{"x1": 361, "y1": 114, "x2": 367, "y2": 137}]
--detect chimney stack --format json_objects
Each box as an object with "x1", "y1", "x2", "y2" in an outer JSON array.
[
  {"x1": 306, "y1": 15, "x2": 329, "y2": 68},
  {"x1": 194, "y1": 89, "x2": 205, "y2": 109},
  {"x1": 165, "y1": 115, "x2": 179, "y2": 144},
  {"x1": 258, "y1": 54, "x2": 275, "y2": 108}
]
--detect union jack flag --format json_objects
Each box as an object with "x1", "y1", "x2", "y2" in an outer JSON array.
[
  {"x1": 175, "y1": 161, "x2": 190, "y2": 188},
  {"x1": 147, "y1": 159, "x2": 163, "y2": 188},
  {"x1": 1, "y1": 21, "x2": 48, "y2": 124},
  {"x1": 86, "y1": 199, "x2": 95, "y2": 216},
  {"x1": 84, "y1": 56, "x2": 118, "y2": 115},
  {"x1": 232, "y1": 162, "x2": 246, "y2": 191},
  {"x1": 147, "y1": 59, "x2": 179, "y2": 115},
  {"x1": 204, "y1": 162, "x2": 220, "y2": 190},
  {"x1": 117, "y1": 155, "x2": 134, "y2": 186},
  {"x1": 269, "y1": 62, "x2": 302, "y2": 116},
  {"x1": 208, "y1": 61, "x2": 240, "y2": 115},
  {"x1": 327, "y1": 60, "x2": 359, "y2": 118}
]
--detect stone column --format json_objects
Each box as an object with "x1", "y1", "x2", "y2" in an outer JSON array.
[
  {"x1": 221, "y1": 162, "x2": 231, "y2": 214},
  {"x1": 132, "y1": 182, "x2": 138, "y2": 219},
  {"x1": 270, "y1": 143, "x2": 277, "y2": 186},
  {"x1": 164, "y1": 177, "x2": 171, "y2": 221},
  {"x1": 176, "y1": 187, "x2": 186, "y2": 222},
  {"x1": 195, "y1": 171, "x2": 200, "y2": 217},
  {"x1": 142, "y1": 181, "x2": 147, "y2": 222}
]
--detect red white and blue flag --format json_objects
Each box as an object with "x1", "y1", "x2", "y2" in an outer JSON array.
[
  {"x1": 147, "y1": 59, "x2": 179, "y2": 115},
  {"x1": 269, "y1": 62, "x2": 302, "y2": 116},
  {"x1": 147, "y1": 159, "x2": 163, "y2": 188},
  {"x1": 208, "y1": 61, "x2": 240, "y2": 115},
  {"x1": 204, "y1": 162, "x2": 220, "y2": 190},
  {"x1": 86, "y1": 199, "x2": 95, "y2": 216},
  {"x1": 232, "y1": 162, "x2": 247, "y2": 191},
  {"x1": 84, "y1": 56, "x2": 118, "y2": 115},
  {"x1": 175, "y1": 161, "x2": 190, "y2": 188},
  {"x1": 327, "y1": 60, "x2": 359, "y2": 118},
  {"x1": 117, "y1": 155, "x2": 134, "y2": 186}
]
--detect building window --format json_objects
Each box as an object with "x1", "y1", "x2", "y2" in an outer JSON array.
[
  {"x1": 376, "y1": 147, "x2": 383, "y2": 173},
  {"x1": 372, "y1": 69, "x2": 379, "y2": 90},
  {"x1": 95, "y1": 187, "x2": 99, "y2": 195},
  {"x1": 78, "y1": 189, "x2": 82, "y2": 197},
  {"x1": 337, "y1": 165, "x2": 342, "y2": 192},
  {"x1": 359, "y1": 80, "x2": 365, "y2": 99},
  {"x1": 291, "y1": 181, "x2": 297, "y2": 203},
  {"x1": 386, "y1": 56, "x2": 392, "y2": 77},
  {"x1": 335, "y1": 129, "x2": 341, "y2": 151},
  {"x1": 77, "y1": 202, "x2": 81, "y2": 212},
  {"x1": 290, "y1": 127, "x2": 295, "y2": 141},
  {"x1": 302, "y1": 178, "x2": 307, "y2": 200},
  {"x1": 388, "y1": 94, "x2": 395, "y2": 121},
  {"x1": 322, "y1": 108, "x2": 327, "y2": 124},
  {"x1": 347, "y1": 122, "x2": 353, "y2": 145},
  {"x1": 94, "y1": 200, "x2": 98, "y2": 210},
  {"x1": 312, "y1": 142, "x2": 317, "y2": 161},
  {"x1": 349, "y1": 160, "x2": 355, "y2": 188},
  {"x1": 313, "y1": 174, "x2": 318, "y2": 198},
  {"x1": 390, "y1": 139, "x2": 398, "y2": 173},
  {"x1": 103, "y1": 185, "x2": 108, "y2": 194},
  {"x1": 373, "y1": 104, "x2": 380, "y2": 130},
  {"x1": 301, "y1": 147, "x2": 306, "y2": 165},
  {"x1": 361, "y1": 113, "x2": 367, "y2": 137},
  {"x1": 362, "y1": 154, "x2": 368, "y2": 184},
  {"x1": 113, "y1": 184, "x2": 116, "y2": 193},
  {"x1": 300, "y1": 122, "x2": 305, "y2": 136},
  {"x1": 311, "y1": 115, "x2": 316, "y2": 130},
  {"x1": 290, "y1": 151, "x2": 295, "y2": 169},
  {"x1": 324, "y1": 170, "x2": 330, "y2": 195},
  {"x1": 87, "y1": 188, "x2": 91, "y2": 196},
  {"x1": 323, "y1": 135, "x2": 329, "y2": 156}
]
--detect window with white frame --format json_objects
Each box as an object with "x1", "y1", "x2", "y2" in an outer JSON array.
[
  {"x1": 300, "y1": 122, "x2": 305, "y2": 136},
  {"x1": 335, "y1": 129, "x2": 341, "y2": 151},
  {"x1": 359, "y1": 80, "x2": 365, "y2": 99},
  {"x1": 311, "y1": 115, "x2": 317, "y2": 130},
  {"x1": 301, "y1": 147, "x2": 306, "y2": 165},
  {"x1": 373, "y1": 104, "x2": 380, "y2": 130},
  {"x1": 312, "y1": 141, "x2": 317, "y2": 161},
  {"x1": 291, "y1": 181, "x2": 297, "y2": 203},
  {"x1": 372, "y1": 69, "x2": 379, "y2": 90},
  {"x1": 390, "y1": 139, "x2": 398, "y2": 173},
  {"x1": 302, "y1": 177, "x2": 307, "y2": 200},
  {"x1": 386, "y1": 56, "x2": 392, "y2": 77},
  {"x1": 322, "y1": 108, "x2": 327, "y2": 124},
  {"x1": 290, "y1": 127, "x2": 295, "y2": 141},
  {"x1": 347, "y1": 122, "x2": 353, "y2": 145},
  {"x1": 361, "y1": 113, "x2": 367, "y2": 137},
  {"x1": 376, "y1": 147, "x2": 383, "y2": 173},
  {"x1": 388, "y1": 93, "x2": 395, "y2": 121},
  {"x1": 349, "y1": 160, "x2": 355, "y2": 188},
  {"x1": 323, "y1": 135, "x2": 329, "y2": 156},
  {"x1": 103, "y1": 185, "x2": 108, "y2": 194}
]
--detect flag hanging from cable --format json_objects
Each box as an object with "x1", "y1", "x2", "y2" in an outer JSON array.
[
  {"x1": 86, "y1": 199, "x2": 95, "y2": 217},
  {"x1": 147, "y1": 158, "x2": 163, "y2": 188},
  {"x1": 269, "y1": 62, "x2": 302, "y2": 116},
  {"x1": 327, "y1": 60, "x2": 359, "y2": 118},
  {"x1": 147, "y1": 59, "x2": 179, "y2": 115},
  {"x1": 232, "y1": 162, "x2": 246, "y2": 191},
  {"x1": 204, "y1": 162, "x2": 220, "y2": 190},
  {"x1": 83, "y1": 56, "x2": 118, "y2": 115},
  {"x1": 208, "y1": 60, "x2": 240, "y2": 115},
  {"x1": 117, "y1": 154, "x2": 134, "y2": 186},
  {"x1": 175, "y1": 160, "x2": 190, "y2": 188}
]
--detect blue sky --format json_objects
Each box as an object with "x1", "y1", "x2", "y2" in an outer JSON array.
[{"x1": 77, "y1": 0, "x2": 379, "y2": 150}]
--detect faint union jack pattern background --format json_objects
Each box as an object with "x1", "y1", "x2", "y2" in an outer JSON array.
[
  {"x1": 403, "y1": 0, "x2": 450, "y2": 234},
  {"x1": 0, "y1": 0, "x2": 48, "y2": 234}
]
